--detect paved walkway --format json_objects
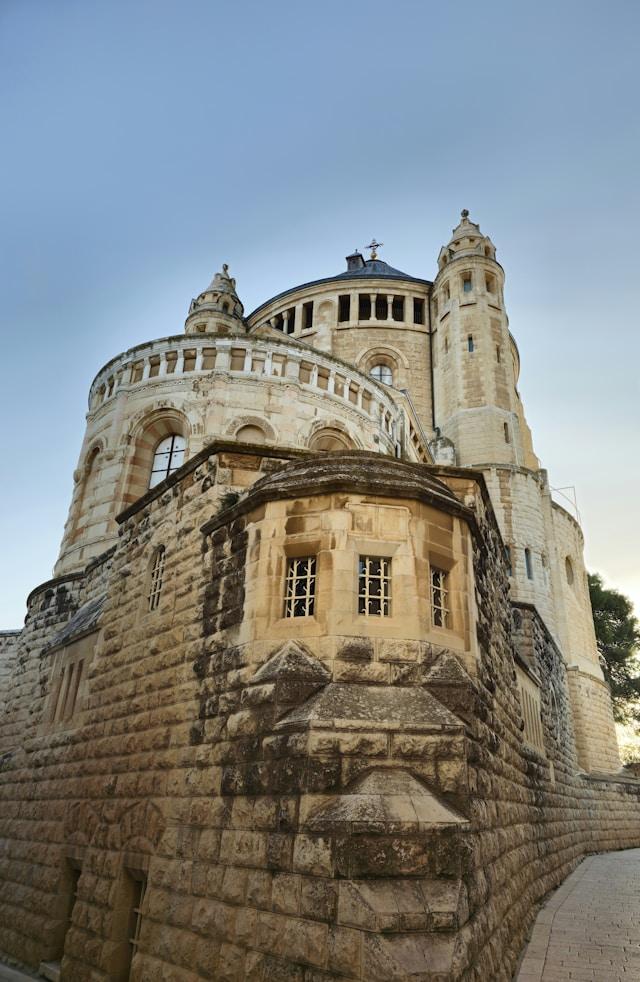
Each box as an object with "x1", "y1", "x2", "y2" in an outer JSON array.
[{"x1": 516, "y1": 849, "x2": 640, "y2": 981}]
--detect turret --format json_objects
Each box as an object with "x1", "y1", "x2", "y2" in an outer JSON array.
[
  {"x1": 432, "y1": 210, "x2": 537, "y2": 470},
  {"x1": 185, "y1": 263, "x2": 246, "y2": 335}
]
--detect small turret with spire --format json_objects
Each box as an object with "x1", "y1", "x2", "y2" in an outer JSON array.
[
  {"x1": 185, "y1": 263, "x2": 246, "y2": 336},
  {"x1": 437, "y1": 209, "x2": 497, "y2": 269}
]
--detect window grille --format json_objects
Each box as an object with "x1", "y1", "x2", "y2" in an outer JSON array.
[
  {"x1": 148, "y1": 547, "x2": 166, "y2": 611},
  {"x1": 516, "y1": 665, "x2": 545, "y2": 753},
  {"x1": 149, "y1": 434, "x2": 186, "y2": 488},
  {"x1": 413, "y1": 298, "x2": 424, "y2": 323},
  {"x1": 369, "y1": 364, "x2": 393, "y2": 385},
  {"x1": 128, "y1": 874, "x2": 147, "y2": 958},
  {"x1": 430, "y1": 567, "x2": 450, "y2": 628},
  {"x1": 284, "y1": 557, "x2": 316, "y2": 618},
  {"x1": 358, "y1": 556, "x2": 391, "y2": 616}
]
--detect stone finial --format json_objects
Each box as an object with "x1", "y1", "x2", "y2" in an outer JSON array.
[{"x1": 206, "y1": 262, "x2": 238, "y2": 295}]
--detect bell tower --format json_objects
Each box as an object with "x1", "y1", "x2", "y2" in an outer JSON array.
[{"x1": 431, "y1": 210, "x2": 537, "y2": 470}]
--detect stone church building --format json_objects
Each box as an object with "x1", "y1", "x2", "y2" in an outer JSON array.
[{"x1": 1, "y1": 212, "x2": 638, "y2": 981}]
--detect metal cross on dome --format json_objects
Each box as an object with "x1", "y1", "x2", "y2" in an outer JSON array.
[{"x1": 366, "y1": 238, "x2": 383, "y2": 260}]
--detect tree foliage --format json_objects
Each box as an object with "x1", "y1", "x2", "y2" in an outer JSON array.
[{"x1": 588, "y1": 573, "x2": 640, "y2": 722}]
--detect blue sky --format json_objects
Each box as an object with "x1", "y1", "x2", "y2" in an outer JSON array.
[{"x1": 1, "y1": 0, "x2": 639, "y2": 625}]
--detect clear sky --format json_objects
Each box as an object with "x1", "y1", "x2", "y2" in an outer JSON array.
[{"x1": 1, "y1": 0, "x2": 639, "y2": 627}]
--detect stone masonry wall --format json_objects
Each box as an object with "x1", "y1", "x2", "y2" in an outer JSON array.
[
  {"x1": 0, "y1": 631, "x2": 21, "y2": 718},
  {"x1": 0, "y1": 451, "x2": 638, "y2": 982}
]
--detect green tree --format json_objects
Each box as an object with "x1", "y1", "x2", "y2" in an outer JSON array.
[{"x1": 588, "y1": 573, "x2": 640, "y2": 722}]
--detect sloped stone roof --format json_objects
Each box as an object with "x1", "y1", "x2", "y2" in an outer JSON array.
[
  {"x1": 303, "y1": 767, "x2": 468, "y2": 832},
  {"x1": 43, "y1": 595, "x2": 106, "y2": 654},
  {"x1": 276, "y1": 683, "x2": 463, "y2": 731}
]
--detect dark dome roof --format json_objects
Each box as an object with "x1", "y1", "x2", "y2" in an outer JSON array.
[
  {"x1": 334, "y1": 258, "x2": 414, "y2": 280},
  {"x1": 248, "y1": 258, "x2": 431, "y2": 320}
]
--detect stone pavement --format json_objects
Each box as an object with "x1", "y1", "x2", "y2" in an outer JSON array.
[{"x1": 516, "y1": 849, "x2": 640, "y2": 981}]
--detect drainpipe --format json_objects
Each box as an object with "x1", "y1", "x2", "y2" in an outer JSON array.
[{"x1": 427, "y1": 288, "x2": 436, "y2": 431}]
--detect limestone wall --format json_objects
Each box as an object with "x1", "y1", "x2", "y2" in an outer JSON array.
[
  {"x1": 0, "y1": 449, "x2": 638, "y2": 982},
  {"x1": 56, "y1": 334, "x2": 411, "y2": 576},
  {"x1": 247, "y1": 276, "x2": 434, "y2": 431},
  {"x1": 550, "y1": 503, "x2": 601, "y2": 674},
  {"x1": 0, "y1": 631, "x2": 20, "y2": 722}
]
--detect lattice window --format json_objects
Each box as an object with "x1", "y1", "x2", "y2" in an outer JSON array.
[
  {"x1": 284, "y1": 557, "x2": 317, "y2": 618},
  {"x1": 128, "y1": 873, "x2": 147, "y2": 961},
  {"x1": 51, "y1": 659, "x2": 85, "y2": 722},
  {"x1": 358, "y1": 556, "x2": 391, "y2": 616},
  {"x1": 149, "y1": 434, "x2": 186, "y2": 488},
  {"x1": 430, "y1": 567, "x2": 450, "y2": 628},
  {"x1": 516, "y1": 665, "x2": 545, "y2": 753},
  {"x1": 148, "y1": 547, "x2": 166, "y2": 612}
]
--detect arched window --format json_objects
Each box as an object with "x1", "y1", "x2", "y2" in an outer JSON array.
[
  {"x1": 236, "y1": 424, "x2": 267, "y2": 445},
  {"x1": 309, "y1": 428, "x2": 352, "y2": 452},
  {"x1": 149, "y1": 435, "x2": 186, "y2": 488},
  {"x1": 565, "y1": 557, "x2": 574, "y2": 586},
  {"x1": 369, "y1": 364, "x2": 393, "y2": 385}
]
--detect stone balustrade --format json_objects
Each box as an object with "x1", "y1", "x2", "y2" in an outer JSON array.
[{"x1": 88, "y1": 335, "x2": 410, "y2": 448}]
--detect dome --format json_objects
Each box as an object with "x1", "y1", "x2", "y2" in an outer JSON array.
[
  {"x1": 335, "y1": 257, "x2": 416, "y2": 280},
  {"x1": 248, "y1": 253, "x2": 431, "y2": 321}
]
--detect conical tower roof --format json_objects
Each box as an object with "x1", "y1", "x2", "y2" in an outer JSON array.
[
  {"x1": 438, "y1": 210, "x2": 496, "y2": 266},
  {"x1": 185, "y1": 263, "x2": 245, "y2": 335}
]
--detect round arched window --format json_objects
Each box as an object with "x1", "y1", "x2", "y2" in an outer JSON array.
[
  {"x1": 149, "y1": 434, "x2": 186, "y2": 488},
  {"x1": 369, "y1": 364, "x2": 393, "y2": 385},
  {"x1": 309, "y1": 429, "x2": 352, "y2": 452},
  {"x1": 236, "y1": 424, "x2": 266, "y2": 445}
]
